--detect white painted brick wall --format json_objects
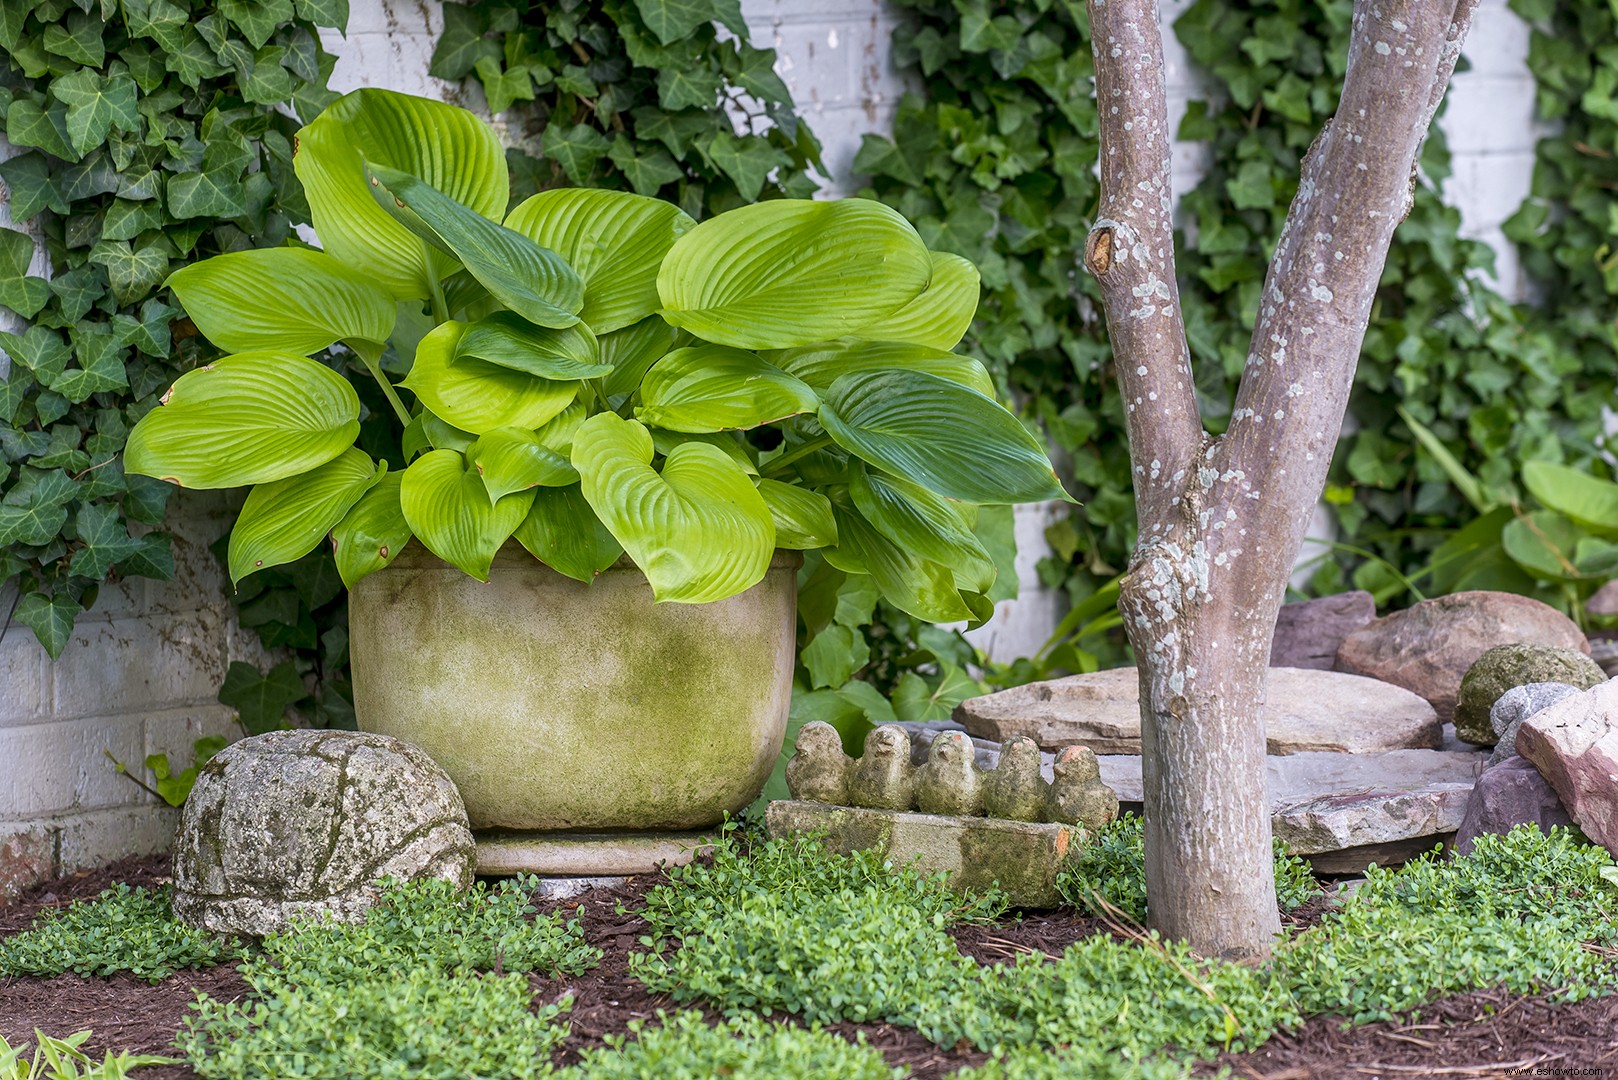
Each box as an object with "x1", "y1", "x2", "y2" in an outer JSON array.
[{"x1": 0, "y1": 0, "x2": 1551, "y2": 892}]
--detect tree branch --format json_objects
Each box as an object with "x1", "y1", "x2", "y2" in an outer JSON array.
[{"x1": 1083, "y1": 0, "x2": 1203, "y2": 533}]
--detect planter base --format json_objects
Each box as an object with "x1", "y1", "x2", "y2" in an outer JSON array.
[{"x1": 474, "y1": 831, "x2": 714, "y2": 876}]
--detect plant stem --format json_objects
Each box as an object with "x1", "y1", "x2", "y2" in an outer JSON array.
[
  {"x1": 425, "y1": 249, "x2": 449, "y2": 324},
  {"x1": 762, "y1": 435, "x2": 832, "y2": 477},
  {"x1": 350, "y1": 340, "x2": 413, "y2": 428}
]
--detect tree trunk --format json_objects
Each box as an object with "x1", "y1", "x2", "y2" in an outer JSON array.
[{"x1": 1084, "y1": 0, "x2": 1479, "y2": 959}]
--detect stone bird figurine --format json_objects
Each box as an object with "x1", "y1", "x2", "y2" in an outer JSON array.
[
  {"x1": 848, "y1": 725, "x2": 916, "y2": 811},
  {"x1": 983, "y1": 735, "x2": 1048, "y2": 821},
  {"x1": 785, "y1": 721, "x2": 854, "y2": 804},
  {"x1": 914, "y1": 731, "x2": 985, "y2": 817},
  {"x1": 1044, "y1": 745, "x2": 1119, "y2": 830}
]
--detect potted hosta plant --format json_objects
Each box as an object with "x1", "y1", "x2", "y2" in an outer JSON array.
[{"x1": 125, "y1": 88, "x2": 1071, "y2": 868}]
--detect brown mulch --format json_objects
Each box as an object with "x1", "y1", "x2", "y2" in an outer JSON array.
[{"x1": 3, "y1": 862, "x2": 1617, "y2": 1078}]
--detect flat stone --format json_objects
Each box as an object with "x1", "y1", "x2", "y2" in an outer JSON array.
[
  {"x1": 1517, "y1": 679, "x2": 1618, "y2": 855},
  {"x1": 1306, "y1": 837, "x2": 1451, "y2": 875},
  {"x1": 1270, "y1": 591, "x2": 1376, "y2": 670},
  {"x1": 953, "y1": 666, "x2": 1440, "y2": 756},
  {"x1": 1335, "y1": 591, "x2": 1588, "y2": 722},
  {"x1": 476, "y1": 832, "x2": 712, "y2": 876},
  {"x1": 764, "y1": 800, "x2": 1084, "y2": 908},
  {"x1": 1453, "y1": 757, "x2": 1572, "y2": 855}
]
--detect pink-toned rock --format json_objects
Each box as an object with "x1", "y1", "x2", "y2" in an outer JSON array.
[
  {"x1": 1586, "y1": 580, "x2": 1618, "y2": 617},
  {"x1": 1335, "y1": 591, "x2": 1589, "y2": 722},
  {"x1": 1517, "y1": 680, "x2": 1618, "y2": 855},
  {"x1": 1453, "y1": 757, "x2": 1572, "y2": 855},
  {"x1": 1269, "y1": 591, "x2": 1376, "y2": 670}
]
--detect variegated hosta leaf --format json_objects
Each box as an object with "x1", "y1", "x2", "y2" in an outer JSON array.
[
  {"x1": 331, "y1": 472, "x2": 412, "y2": 588},
  {"x1": 466, "y1": 427, "x2": 578, "y2": 502},
  {"x1": 848, "y1": 250, "x2": 980, "y2": 350},
  {"x1": 636, "y1": 345, "x2": 819, "y2": 432},
  {"x1": 399, "y1": 449, "x2": 535, "y2": 581},
  {"x1": 294, "y1": 88, "x2": 508, "y2": 300},
  {"x1": 818, "y1": 369, "x2": 1070, "y2": 504},
  {"x1": 513, "y1": 484, "x2": 624, "y2": 584},
  {"x1": 228, "y1": 449, "x2": 381, "y2": 585},
  {"x1": 366, "y1": 163, "x2": 584, "y2": 328},
  {"x1": 125, "y1": 352, "x2": 361, "y2": 489},
  {"x1": 822, "y1": 502, "x2": 976, "y2": 623},
  {"x1": 167, "y1": 248, "x2": 396, "y2": 356},
  {"x1": 657, "y1": 199, "x2": 932, "y2": 349},
  {"x1": 455, "y1": 312, "x2": 611, "y2": 380},
  {"x1": 756, "y1": 478, "x2": 837, "y2": 548},
  {"x1": 601, "y1": 316, "x2": 678, "y2": 399},
  {"x1": 849, "y1": 462, "x2": 994, "y2": 592},
  {"x1": 402, "y1": 321, "x2": 579, "y2": 435},
  {"x1": 572, "y1": 412, "x2": 774, "y2": 603},
  {"x1": 505, "y1": 188, "x2": 695, "y2": 334},
  {"x1": 764, "y1": 338, "x2": 996, "y2": 398}
]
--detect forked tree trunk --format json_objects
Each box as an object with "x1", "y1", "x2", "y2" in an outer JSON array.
[{"x1": 1084, "y1": 0, "x2": 1479, "y2": 958}]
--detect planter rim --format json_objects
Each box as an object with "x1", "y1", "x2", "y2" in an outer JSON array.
[{"x1": 384, "y1": 539, "x2": 804, "y2": 574}]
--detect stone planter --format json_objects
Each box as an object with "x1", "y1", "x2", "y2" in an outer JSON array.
[{"x1": 349, "y1": 542, "x2": 799, "y2": 873}]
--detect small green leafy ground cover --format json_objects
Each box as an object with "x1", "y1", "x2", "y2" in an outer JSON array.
[{"x1": 0, "y1": 884, "x2": 243, "y2": 982}]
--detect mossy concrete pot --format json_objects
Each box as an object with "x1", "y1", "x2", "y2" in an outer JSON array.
[{"x1": 349, "y1": 542, "x2": 799, "y2": 835}]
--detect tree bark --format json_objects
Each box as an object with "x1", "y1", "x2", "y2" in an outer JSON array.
[{"x1": 1083, "y1": 0, "x2": 1479, "y2": 959}]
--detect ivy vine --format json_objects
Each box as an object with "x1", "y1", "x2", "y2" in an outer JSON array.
[{"x1": 0, "y1": 0, "x2": 346, "y2": 657}]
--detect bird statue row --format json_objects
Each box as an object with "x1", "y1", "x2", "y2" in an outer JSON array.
[{"x1": 785, "y1": 722, "x2": 1120, "y2": 830}]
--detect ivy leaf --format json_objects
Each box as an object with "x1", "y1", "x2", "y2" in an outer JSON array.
[
  {"x1": 51, "y1": 69, "x2": 141, "y2": 158},
  {"x1": 49, "y1": 326, "x2": 130, "y2": 403},
  {"x1": 702, "y1": 132, "x2": 786, "y2": 202},
  {"x1": 13, "y1": 591, "x2": 82, "y2": 660},
  {"x1": 473, "y1": 56, "x2": 534, "y2": 115},
  {"x1": 6, "y1": 98, "x2": 77, "y2": 161},
  {"x1": 294, "y1": 0, "x2": 350, "y2": 27},
  {"x1": 118, "y1": 531, "x2": 176, "y2": 580},
  {"x1": 0, "y1": 152, "x2": 64, "y2": 222},
  {"x1": 541, "y1": 123, "x2": 611, "y2": 183},
  {"x1": 102, "y1": 197, "x2": 166, "y2": 242},
  {"x1": 430, "y1": 4, "x2": 499, "y2": 80},
  {"x1": 220, "y1": 0, "x2": 293, "y2": 49},
  {"x1": 42, "y1": 11, "x2": 107, "y2": 67},
  {"x1": 218, "y1": 660, "x2": 304, "y2": 734},
  {"x1": 0, "y1": 468, "x2": 78, "y2": 548},
  {"x1": 166, "y1": 27, "x2": 232, "y2": 87},
  {"x1": 634, "y1": 0, "x2": 745, "y2": 45},
  {"x1": 166, "y1": 166, "x2": 248, "y2": 219},
  {"x1": 0, "y1": 228, "x2": 50, "y2": 319},
  {"x1": 657, "y1": 62, "x2": 723, "y2": 110},
  {"x1": 112, "y1": 298, "x2": 177, "y2": 357},
  {"x1": 607, "y1": 135, "x2": 685, "y2": 195},
  {"x1": 68, "y1": 503, "x2": 144, "y2": 580},
  {"x1": 88, "y1": 239, "x2": 170, "y2": 305},
  {"x1": 50, "y1": 265, "x2": 108, "y2": 323}
]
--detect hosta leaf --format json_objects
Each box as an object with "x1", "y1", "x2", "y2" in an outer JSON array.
[
  {"x1": 636, "y1": 345, "x2": 818, "y2": 432},
  {"x1": 366, "y1": 163, "x2": 583, "y2": 328},
  {"x1": 850, "y1": 462, "x2": 994, "y2": 592},
  {"x1": 167, "y1": 248, "x2": 396, "y2": 356},
  {"x1": 228, "y1": 449, "x2": 381, "y2": 585},
  {"x1": 823, "y1": 503, "x2": 976, "y2": 623},
  {"x1": 466, "y1": 426, "x2": 578, "y2": 501},
  {"x1": 399, "y1": 449, "x2": 534, "y2": 581},
  {"x1": 455, "y1": 311, "x2": 610, "y2": 379},
  {"x1": 1502, "y1": 510, "x2": 1594, "y2": 582},
  {"x1": 650, "y1": 429, "x2": 757, "y2": 474},
  {"x1": 572, "y1": 412, "x2": 774, "y2": 602},
  {"x1": 1522, "y1": 461, "x2": 1618, "y2": 536},
  {"x1": 331, "y1": 472, "x2": 412, "y2": 588},
  {"x1": 849, "y1": 250, "x2": 980, "y2": 350},
  {"x1": 505, "y1": 188, "x2": 694, "y2": 333},
  {"x1": 657, "y1": 199, "x2": 931, "y2": 349},
  {"x1": 401, "y1": 321, "x2": 578, "y2": 435},
  {"x1": 125, "y1": 352, "x2": 361, "y2": 488},
  {"x1": 756, "y1": 478, "x2": 837, "y2": 548},
  {"x1": 295, "y1": 88, "x2": 508, "y2": 300},
  {"x1": 819, "y1": 369, "x2": 1070, "y2": 504},
  {"x1": 601, "y1": 316, "x2": 678, "y2": 398},
  {"x1": 764, "y1": 338, "x2": 996, "y2": 398},
  {"x1": 513, "y1": 483, "x2": 623, "y2": 583}
]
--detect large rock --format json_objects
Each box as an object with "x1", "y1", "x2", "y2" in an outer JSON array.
[
  {"x1": 1453, "y1": 757, "x2": 1572, "y2": 855},
  {"x1": 1269, "y1": 591, "x2": 1377, "y2": 670},
  {"x1": 1334, "y1": 591, "x2": 1588, "y2": 722},
  {"x1": 1486, "y1": 682, "x2": 1582, "y2": 766},
  {"x1": 1452, "y1": 644, "x2": 1605, "y2": 746},
  {"x1": 1517, "y1": 680, "x2": 1618, "y2": 855},
  {"x1": 173, "y1": 730, "x2": 475, "y2": 935},
  {"x1": 953, "y1": 666, "x2": 1440, "y2": 755}
]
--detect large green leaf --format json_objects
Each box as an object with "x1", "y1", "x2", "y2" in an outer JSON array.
[
  {"x1": 466, "y1": 426, "x2": 578, "y2": 501},
  {"x1": 331, "y1": 472, "x2": 412, "y2": 588},
  {"x1": 125, "y1": 352, "x2": 361, "y2": 488},
  {"x1": 455, "y1": 311, "x2": 610, "y2": 379},
  {"x1": 366, "y1": 163, "x2": 583, "y2": 328},
  {"x1": 1523, "y1": 460, "x2": 1618, "y2": 536},
  {"x1": 294, "y1": 88, "x2": 508, "y2": 300},
  {"x1": 850, "y1": 462, "x2": 994, "y2": 592},
  {"x1": 399, "y1": 449, "x2": 534, "y2": 580},
  {"x1": 822, "y1": 502, "x2": 976, "y2": 623},
  {"x1": 228, "y1": 448, "x2": 381, "y2": 585},
  {"x1": 572, "y1": 412, "x2": 774, "y2": 602},
  {"x1": 756, "y1": 478, "x2": 836, "y2": 548},
  {"x1": 601, "y1": 316, "x2": 678, "y2": 398},
  {"x1": 1501, "y1": 510, "x2": 1595, "y2": 582},
  {"x1": 764, "y1": 338, "x2": 996, "y2": 398},
  {"x1": 505, "y1": 188, "x2": 695, "y2": 334},
  {"x1": 657, "y1": 199, "x2": 932, "y2": 349},
  {"x1": 402, "y1": 321, "x2": 579, "y2": 434},
  {"x1": 166, "y1": 247, "x2": 396, "y2": 356},
  {"x1": 819, "y1": 370, "x2": 1069, "y2": 504},
  {"x1": 637, "y1": 345, "x2": 819, "y2": 432},
  {"x1": 513, "y1": 483, "x2": 623, "y2": 583},
  {"x1": 850, "y1": 250, "x2": 981, "y2": 350}
]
